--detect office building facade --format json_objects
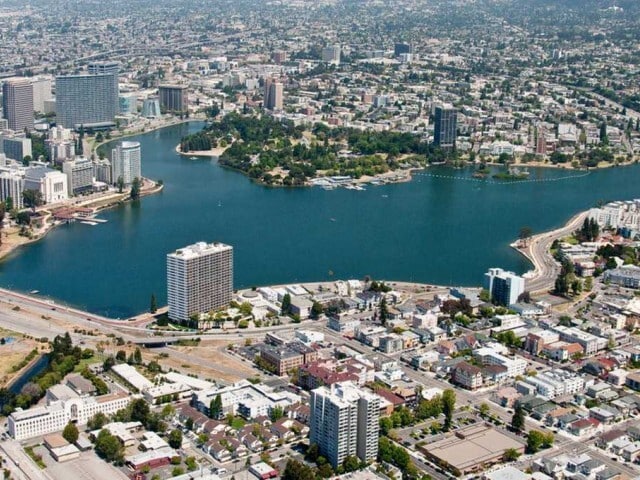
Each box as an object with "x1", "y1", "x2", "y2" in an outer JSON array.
[
  {"x1": 322, "y1": 45, "x2": 341, "y2": 65},
  {"x1": 434, "y1": 105, "x2": 458, "y2": 148},
  {"x1": 158, "y1": 85, "x2": 188, "y2": 114},
  {"x1": 394, "y1": 43, "x2": 413, "y2": 57},
  {"x1": 263, "y1": 78, "x2": 283, "y2": 110},
  {"x1": 111, "y1": 141, "x2": 141, "y2": 187},
  {"x1": 55, "y1": 74, "x2": 118, "y2": 129},
  {"x1": 31, "y1": 77, "x2": 53, "y2": 113},
  {"x1": 62, "y1": 157, "x2": 94, "y2": 196},
  {"x1": 142, "y1": 97, "x2": 161, "y2": 118},
  {"x1": 167, "y1": 242, "x2": 233, "y2": 322},
  {"x1": 0, "y1": 170, "x2": 24, "y2": 209},
  {"x1": 1, "y1": 136, "x2": 32, "y2": 162},
  {"x1": 2, "y1": 79, "x2": 33, "y2": 132},
  {"x1": 484, "y1": 268, "x2": 525, "y2": 307},
  {"x1": 310, "y1": 382, "x2": 380, "y2": 468}
]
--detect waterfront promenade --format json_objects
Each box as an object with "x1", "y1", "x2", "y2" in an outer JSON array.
[{"x1": 513, "y1": 210, "x2": 589, "y2": 293}]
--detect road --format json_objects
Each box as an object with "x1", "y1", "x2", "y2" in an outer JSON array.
[{"x1": 518, "y1": 211, "x2": 589, "y2": 293}]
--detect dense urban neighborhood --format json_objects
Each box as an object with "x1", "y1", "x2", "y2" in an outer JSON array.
[{"x1": 1, "y1": 0, "x2": 640, "y2": 479}]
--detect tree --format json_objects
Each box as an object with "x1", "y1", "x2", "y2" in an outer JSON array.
[
  {"x1": 150, "y1": 294, "x2": 157, "y2": 313},
  {"x1": 269, "y1": 405, "x2": 285, "y2": 422},
  {"x1": 130, "y1": 177, "x2": 141, "y2": 200},
  {"x1": 22, "y1": 189, "x2": 43, "y2": 211},
  {"x1": 478, "y1": 403, "x2": 490, "y2": 417},
  {"x1": 527, "y1": 430, "x2": 553, "y2": 453},
  {"x1": 87, "y1": 412, "x2": 108, "y2": 430},
  {"x1": 5, "y1": 197, "x2": 13, "y2": 212},
  {"x1": 62, "y1": 422, "x2": 79, "y2": 444},
  {"x1": 511, "y1": 402, "x2": 525, "y2": 432},
  {"x1": 281, "y1": 293, "x2": 291, "y2": 315},
  {"x1": 342, "y1": 455, "x2": 360, "y2": 473},
  {"x1": 310, "y1": 301, "x2": 324, "y2": 319},
  {"x1": 22, "y1": 155, "x2": 32, "y2": 166},
  {"x1": 282, "y1": 459, "x2": 316, "y2": 480},
  {"x1": 379, "y1": 297, "x2": 389, "y2": 325},
  {"x1": 130, "y1": 398, "x2": 151, "y2": 424},
  {"x1": 519, "y1": 226, "x2": 533, "y2": 246},
  {"x1": 95, "y1": 429, "x2": 123, "y2": 462},
  {"x1": 115, "y1": 350, "x2": 126, "y2": 362},
  {"x1": 168, "y1": 429, "x2": 183, "y2": 449},
  {"x1": 442, "y1": 389, "x2": 456, "y2": 431},
  {"x1": 305, "y1": 443, "x2": 319, "y2": 462},
  {"x1": 117, "y1": 176, "x2": 124, "y2": 194},
  {"x1": 133, "y1": 347, "x2": 142, "y2": 365},
  {"x1": 209, "y1": 394, "x2": 223, "y2": 419},
  {"x1": 503, "y1": 448, "x2": 521, "y2": 461}
]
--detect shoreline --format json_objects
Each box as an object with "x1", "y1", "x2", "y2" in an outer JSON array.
[
  {"x1": 0, "y1": 179, "x2": 164, "y2": 262},
  {"x1": 509, "y1": 210, "x2": 590, "y2": 293}
]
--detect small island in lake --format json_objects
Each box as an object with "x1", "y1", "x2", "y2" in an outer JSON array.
[{"x1": 178, "y1": 113, "x2": 457, "y2": 187}]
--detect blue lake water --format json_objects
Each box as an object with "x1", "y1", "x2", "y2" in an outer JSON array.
[{"x1": 0, "y1": 121, "x2": 636, "y2": 318}]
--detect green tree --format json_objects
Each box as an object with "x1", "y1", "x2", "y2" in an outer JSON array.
[
  {"x1": 269, "y1": 405, "x2": 285, "y2": 422},
  {"x1": 95, "y1": 429, "x2": 123, "y2": 462},
  {"x1": 130, "y1": 398, "x2": 151, "y2": 424},
  {"x1": 282, "y1": 459, "x2": 316, "y2": 480},
  {"x1": 281, "y1": 293, "x2": 291, "y2": 315},
  {"x1": 5, "y1": 197, "x2": 13, "y2": 212},
  {"x1": 379, "y1": 297, "x2": 389, "y2": 325},
  {"x1": 503, "y1": 448, "x2": 521, "y2": 461},
  {"x1": 168, "y1": 429, "x2": 183, "y2": 449},
  {"x1": 209, "y1": 394, "x2": 223, "y2": 419},
  {"x1": 62, "y1": 422, "x2": 79, "y2": 444},
  {"x1": 310, "y1": 301, "x2": 324, "y2": 319},
  {"x1": 22, "y1": 189, "x2": 43, "y2": 211},
  {"x1": 442, "y1": 389, "x2": 456, "y2": 431},
  {"x1": 117, "y1": 176, "x2": 124, "y2": 194},
  {"x1": 87, "y1": 412, "x2": 108, "y2": 430},
  {"x1": 511, "y1": 402, "x2": 525, "y2": 432},
  {"x1": 133, "y1": 347, "x2": 142, "y2": 365},
  {"x1": 526, "y1": 430, "x2": 545, "y2": 453},
  {"x1": 130, "y1": 177, "x2": 141, "y2": 200},
  {"x1": 342, "y1": 455, "x2": 360, "y2": 473},
  {"x1": 150, "y1": 294, "x2": 157, "y2": 313},
  {"x1": 478, "y1": 403, "x2": 490, "y2": 417},
  {"x1": 519, "y1": 226, "x2": 533, "y2": 246}
]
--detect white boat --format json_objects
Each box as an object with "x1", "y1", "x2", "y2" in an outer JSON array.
[{"x1": 322, "y1": 185, "x2": 337, "y2": 190}]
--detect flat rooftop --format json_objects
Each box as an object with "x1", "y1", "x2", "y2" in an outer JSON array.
[
  {"x1": 421, "y1": 424, "x2": 525, "y2": 473},
  {"x1": 168, "y1": 241, "x2": 232, "y2": 260}
]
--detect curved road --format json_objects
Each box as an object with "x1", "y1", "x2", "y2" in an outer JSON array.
[{"x1": 517, "y1": 211, "x2": 589, "y2": 293}]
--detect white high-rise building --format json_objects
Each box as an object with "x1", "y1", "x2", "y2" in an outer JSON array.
[
  {"x1": 31, "y1": 77, "x2": 53, "y2": 114},
  {"x1": 484, "y1": 267, "x2": 525, "y2": 307},
  {"x1": 322, "y1": 45, "x2": 341, "y2": 65},
  {"x1": 0, "y1": 169, "x2": 24, "y2": 209},
  {"x1": 167, "y1": 242, "x2": 233, "y2": 322},
  {"x1": 111, "y1": 141, "x2": 141, "y2": 187},
  {"x1": 62, "y1": 157, "x2": 94, "y2": 196},
  {"x1": 310, "y1": 381, "x2": 380, "y2": 469}
]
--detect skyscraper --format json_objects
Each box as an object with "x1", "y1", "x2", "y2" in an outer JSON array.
[
  {"x1": 111, "y1": 141, "x2": 141, "y2": 187},
  {"x1": 484, "y1": 268, "x2": 525, "y2": 307},
  {"x1": 322, "y1": 45, "x2": 341, "y2": 65},
  {"x1": 31, "y1": 77, "x2": 53, "y2": 114},
  {"x1": 2, "y1": 79, "x2": 34, "y2": 132},
  {"x1": 263, "y1": 78, "x2": 283, "y2": 110},
  {"x1": 310, "y1": 382, "x2": 380, "y2": 469},
  {"x1": 167, "y1": 242, "x2": 233, "y2": 322},
  {"x1": 55, "y1": 74, "x2": 118, "y2": 129},
  {"x1": 434, "y1": 105, "x2": 458, "y2": 148},
  {"x1": 394, "y1": 42, "x2": 413, "y2": 57},
  {"x1": 158, "y1": 85, "x2": 188, "y2": 114}
]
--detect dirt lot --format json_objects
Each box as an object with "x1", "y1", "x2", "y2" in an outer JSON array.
[
  {"x1": 0, "y1": 329, "x2": 43, "y2": 387},
  {"x1": 158, "y1": 339, "x2": 261, "y2": 383}
]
